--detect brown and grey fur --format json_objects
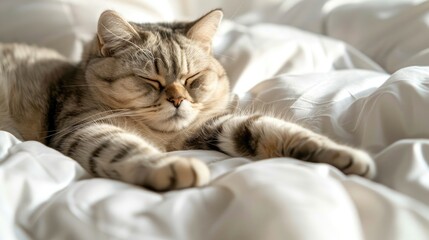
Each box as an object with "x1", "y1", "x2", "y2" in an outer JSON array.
[{"x1": 0, "y1": 10, "x2": 375, "y2": 191}]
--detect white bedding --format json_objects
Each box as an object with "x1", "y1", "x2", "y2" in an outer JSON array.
[{"x1": 2, "y1": 0, "x2": 429, "y2": 239}]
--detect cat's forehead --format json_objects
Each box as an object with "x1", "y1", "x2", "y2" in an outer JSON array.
[{"x1": 123, "y1": 25, "x2": 210, "y2": 79}]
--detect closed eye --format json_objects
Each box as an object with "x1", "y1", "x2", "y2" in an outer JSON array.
[
  {"x1": 185, "y1": 72, "x2": 201, "y2": 86},
  {"x1": 137, "y1": 75, "x2": 163, "y2": 89}
]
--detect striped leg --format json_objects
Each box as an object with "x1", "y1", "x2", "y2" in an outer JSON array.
[
  {"x1": 186, "y1": 114, "x2": 376, "y2": 179},
  {"x1": 51, "y1": 123, "x2": 210, "y2": 191}
]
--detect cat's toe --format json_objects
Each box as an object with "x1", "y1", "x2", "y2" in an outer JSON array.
[
  {"x1": 145, "y1": 156, "x2": 210, "y2": 191},
  {"x1": 319, "y1": 147, "x2": 376, "y2": 179},
  {"x1": 341, "y1": 149, "x2": 376, "y2": 179}
]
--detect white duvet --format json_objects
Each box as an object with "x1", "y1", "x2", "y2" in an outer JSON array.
[{"x1": 1, "y1": 0, "x2": 429, "y2": 239}]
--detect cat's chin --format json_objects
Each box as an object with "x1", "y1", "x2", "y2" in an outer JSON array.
[
  {"x1": 148, "y1": 117, "x2": 195, "y2": 132},
  {"x1": 147, "y1": 110, "x2": 198, "y2": 132},
  {"x1": 146, "y1": 101, "x2": 199, "y2": 132}
]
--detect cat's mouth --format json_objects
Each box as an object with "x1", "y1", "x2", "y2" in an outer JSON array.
[
  {"x1": 163, "y1": 101, "x2": 194, "y2": 120},
  {"x1": 146, "y1": 101, "x2": 199, "y2": 132},
  {"x1": 167, "y1": 110, "x2": 187, "y2": 121}
]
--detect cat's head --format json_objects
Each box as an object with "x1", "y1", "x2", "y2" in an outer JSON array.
[{"x1": 84, "y1": 9, "x2": 230, "y2": 132}]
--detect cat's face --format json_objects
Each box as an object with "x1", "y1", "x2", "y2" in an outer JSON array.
[{"x1": 85, "y1": 10, "x2": 229, "y2": 132}]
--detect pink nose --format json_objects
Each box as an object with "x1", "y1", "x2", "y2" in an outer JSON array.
[{"x1": 167, "y1": 97, "x2": 184, "y2": 108}]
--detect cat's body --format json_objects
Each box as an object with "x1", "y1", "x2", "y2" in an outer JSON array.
[{"x1": 0, "y1": 10, "x2": 375, "y2": 191}]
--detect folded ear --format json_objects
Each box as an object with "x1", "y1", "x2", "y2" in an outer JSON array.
[
  {"x1": 97, "y1": 10, "x2": 140, "y2": 56},
  {"x1": 187, "y1": 9, "x2": 223, "y2": 52}
]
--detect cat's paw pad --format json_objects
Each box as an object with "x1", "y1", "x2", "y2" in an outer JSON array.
[
  {"x1": 318, "y1": 147, "x2": 376, "y2": 179},
  {"x1": 145, "y1": 156, "x2": 210, "y2": 191}
]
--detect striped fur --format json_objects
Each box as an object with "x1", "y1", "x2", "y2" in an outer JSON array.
[
  {"x1": 185, "y1": 115, "x2": 375, "y2": 178},
  {"x1": 0, "y1": 9, "x2": 375, "y2": 191}
]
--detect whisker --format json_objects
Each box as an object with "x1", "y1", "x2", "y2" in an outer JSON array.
[{"x1": 45, "y1": 107, "x2": 159, "y2": 140}]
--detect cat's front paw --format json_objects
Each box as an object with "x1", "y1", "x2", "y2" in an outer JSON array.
[
  {"x1": 317, "y1": 146, "x2": 376, "y2": 179},
  {"x1": 144, "y1": 156, "x2": 210, "y2": 191}
]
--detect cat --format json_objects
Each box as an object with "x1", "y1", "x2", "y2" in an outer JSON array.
[{"x1": 0, "y1": 9, "x2": 375, "y2": 191}]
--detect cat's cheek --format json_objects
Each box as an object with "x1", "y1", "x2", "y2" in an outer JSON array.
[{"x1": 189, "y1": 84, "x2": 216, "y2": 102}]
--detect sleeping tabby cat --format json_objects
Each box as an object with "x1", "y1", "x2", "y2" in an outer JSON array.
[{"x1": 0, "y1": 9, "x2": 375, "y2": 191}]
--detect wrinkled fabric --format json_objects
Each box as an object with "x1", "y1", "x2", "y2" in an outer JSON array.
[
  {"x1": 2, "y1": 68, "x2": 429, "y2": 240},
  {"x1": 1, "y1": 0, "x2": 429, "y2": 240}
]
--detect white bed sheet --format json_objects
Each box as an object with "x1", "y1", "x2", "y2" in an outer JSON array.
[{"x1": 1, "y1": 0, "x2": 429, "y2": 240}]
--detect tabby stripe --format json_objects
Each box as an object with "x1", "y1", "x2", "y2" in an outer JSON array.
[
  {"x1": 184, "y1": 113, "x2": 231, "y2": 152},
  {"x1": 204, "y1": 124, "x2": 224, "y2": 152},
  {"x1": 111, "y1": 91, "x2": 152, "y2": 106},
  {"x1": 66, "y1": 129, "x2": 122, "y2": 157},
  {"x1": 46, "y1": 87, "x2": 59, "y2": 146},
  {"x1": 170, "y1": 40, "x2": 180, "y2": 77},
  {"x1": 206, "y1": 112, "x2": 233, "y2": 126},
  {"x1": 190, "y1": 163, "x2": 197, "y2": 187},
  {"x1": 177, "y1": 41, "x2": 191, "y2": 73},
  {"x1": 184, "y1": 131, "x2": 209, "y2": 150},
  {"x1": 341, "y1": 157, "x2": 354, "y2": 170},
  {"x1": 177, "y1": 40, "x2": 188, "y2": 73},
  {"x1": 110, "y1": 144, "x2": 136, "y2": 163},
  {"x1": 88, "y1": 139, "x2": 111, "y2": 176},
  {"x1": 47, "y1": 93, "x2": 67, "y2": 146},
  {"x1": 204, "y1": 113, "x2": 233, "y2": 150},
  {"x1": 67, "y1": 137, "x2": 82, "y2": 157},
  {"x1": 103, "y1": 169, "x2": 121, "y2": 179},
  {"x1": 233, "y1": 115, "x2": 263, "y2": 157},
  {"x1": 54, "y1": 128, "x2": 78, "y2": 150},
  {"x1": 100, "y1": 168, "x2": 113, "y2": 178},
  {"x1": 186, "y1": 52, "x2": 191, "y2": 74},
  {"x1": 56, "y1": 122, "x2": 95, "y2": 150},
  {"x1": 109, "y1": 95, "x2": 133, "y2": 105},
  {"x1": 91, "y1": 70, "x2": 133, "y2": 84},
  {"x1": 154, "y1": 58, "x2": 160, "y2": 75},
  {"x1": 167, "y1": 41, "x2": 176, "y2": 76},
  {"x1": 100, "y1": 77, "x2": 116, "y2": 83},
  {"x1": 46, "y1": 67, "x2": 77, "y2": 146},
  {"x1": 110, "y1": 170, "x2": 121, "y2": 179},
  {"x1": 158, "y1": 49, "x2": 168, "y2": 75},
  {"x1": 303, "y1": 150, "x2": 317, "y2": 162},
  {"x1": 168, "y1": 164, "x2": 178, "y2": 190},
  {"x1": 57, "y1": 107, "x2": 98, "y2": 125},
  {"x1": 294, "y1": 148, "x2": 315, "y2": 161}
]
